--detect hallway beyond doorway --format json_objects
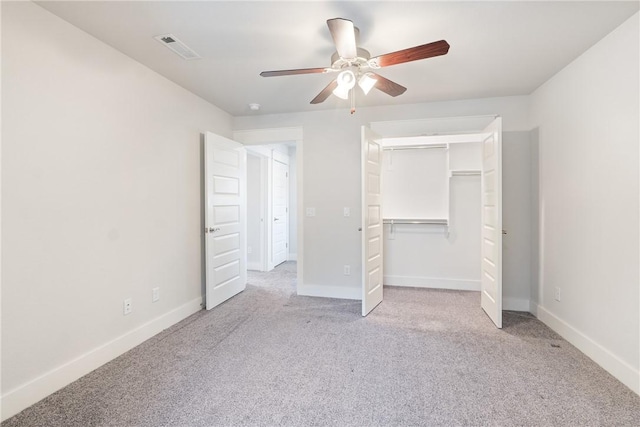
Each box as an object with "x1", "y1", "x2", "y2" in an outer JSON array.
[{"x1": 248, "y1": 261, "x2": 297, "y2": 293}]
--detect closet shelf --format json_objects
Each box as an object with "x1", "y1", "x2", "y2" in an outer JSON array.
[
  {"x1": 383, "y1": 144, "x2": 447, "y2": 151},
  {"x1": 450, "y1": 170, "x2": 481, "y2": 177},
  {"x1": 383, "y1": 218, "x2": 448, "y2": 225}
]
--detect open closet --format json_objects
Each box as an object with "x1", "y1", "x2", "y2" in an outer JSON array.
[
  {"x1": 381, "y1": 136, "x2": 482, "y2": 290},
  {"x1": 361, "y1": 117, "x2": 503, "y2": 327}
]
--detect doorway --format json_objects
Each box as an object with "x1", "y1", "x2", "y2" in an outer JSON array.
[
  {"x1": 245, "y1": 143, "x2": 299, "y2": 292},
  {"x1": 245, "y1": 143, "x2": 296, "y2": 274},
  {"x1": 231, "y1": 126, "x2": 303, "y2": 298}
]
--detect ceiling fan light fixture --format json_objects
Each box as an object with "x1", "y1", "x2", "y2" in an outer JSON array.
[
  {"x1": 336, "y1": 70, "x2": 356, "y2": 90},
  {"x1": 358, "y1": 73, "x2": 377, "y2": 95},
  {"x1": 333, "y1": 69, "x2": 356, "y2": 100},
  {"x1": 332, "y1": 84, "x2": 351, "y2": 100}
]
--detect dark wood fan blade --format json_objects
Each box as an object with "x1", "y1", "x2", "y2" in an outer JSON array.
[
  {"x1": 370, "y1": 73, "x2": 407, "y2": 97},
  {"x1": 327, "y1": 18, "x2": 358, "y2": 59},
  {"x1": 310, "y1": 79, "x2": 339, "y2": 104},
  {"x1": 260, "y1": 67, "x2": 330, "y2": 77},
  {"x1": 371, "y1": 40, "x2": 450, "y2": 68}
]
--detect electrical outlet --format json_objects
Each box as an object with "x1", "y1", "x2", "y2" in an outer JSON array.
[
  {"x1": 123, "y1": 298, "x2": 132, "y2": 315},
  {"x1": 343, "y1": 207, "x2": 350, "y2": 217},
  {"x1": 247, "y1": 246, "x2": 252, "y2": 254},
  {"x1": 554, "y1": 287, "x2": 561, "y2": 302},
  {"x1": 152, "y1": 287, "x2": 160, "y2": 303},
  {"x1": 343, "y1": 265, "x2": 351, "y2": 275}
]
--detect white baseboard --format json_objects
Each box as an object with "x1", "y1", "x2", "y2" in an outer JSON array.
[
  {"x1": 297, "y1": 284, "x2": 360, "y2": 300},
  {"x1": 503, "y1": 297, "x2": 531, "y2": 312},
  {"x1": 288, "y1": 253, "x2": 297, "y2": 261},
  {"x1": 0, "y1": 297, "x2": 203, "y2": 421},
  {"x1": 384, "y1": 275, "x2": 480, "y2": 291},
  {"x1": 536, "y1": 305, "x2": 639, "y2": 395}
]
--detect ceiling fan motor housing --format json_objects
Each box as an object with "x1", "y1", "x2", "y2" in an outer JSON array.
[{"x1": 331, "y1": 48, "x2": 372, "y2": 70}]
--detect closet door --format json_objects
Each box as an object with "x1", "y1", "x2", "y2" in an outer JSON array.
[
  {"x1": 361, "y1": 126, "x2": 384, "y2": 316},
  {"x1": 272, "y1": 158, "x2": 289, "y2": 267},
  {"x1": 480, "y1": 117, "x2": 503, "y2": 327}
]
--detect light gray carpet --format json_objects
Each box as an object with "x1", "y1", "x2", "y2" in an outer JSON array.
[{"x1": 4, "y1": 262, "x2": 639, "y2": 426}]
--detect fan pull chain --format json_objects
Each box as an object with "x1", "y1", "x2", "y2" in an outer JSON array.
[{"x1": 350, "y1": 86, "x2": 356, "y2": 114}]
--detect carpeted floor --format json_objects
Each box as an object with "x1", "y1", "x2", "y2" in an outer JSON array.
[{"x1": 3, "y1": 261, "x2": 639, "y2": 426}]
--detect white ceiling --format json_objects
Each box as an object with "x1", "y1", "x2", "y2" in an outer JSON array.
[{"x1": 36, "y1": 1, "x2": 639, "y2": 116}]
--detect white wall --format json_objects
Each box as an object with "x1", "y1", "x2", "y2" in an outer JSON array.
[
  {"x1": 502, "y1": 132, "x2": 533, "y2": 311},
  {"x1": 530, "y1": 12, "x2": 639, "y2": 393},
  {"x1": 234, "y1": 96, "x2": 531, "y2": 300},
  {"x1": 1, "y1": 2, "x2": 233, "y2": 419},
  {"x1": 382, "y1": 148, "x2": 449, "y2": 219}
]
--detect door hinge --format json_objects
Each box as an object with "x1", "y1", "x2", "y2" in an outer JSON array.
[
  {"x1": 286, "y1": 207, "x2": 288, "y2": 213},
  {"x1": 286, "y1": 243, "x2": 288, "y2": 248},
  {"x1": 286, "y1": 172, "x2": 289, "y2": 178}
]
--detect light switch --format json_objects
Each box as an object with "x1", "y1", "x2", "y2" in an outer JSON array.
[
  {"x1": 343, "y1": 207, "x2": 350, "y2": 217},
  {"x1": 306, "y1": 207, "x2": 316, "y2": 217}
]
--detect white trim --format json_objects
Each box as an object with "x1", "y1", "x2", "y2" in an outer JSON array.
[
  {"x1": 0, "y1": 297, "x2": 203, "y2": 421},
  {"x1": 0, "y1": 2, "x2": 3, "y2": 421},
  {"x1": 288, "y1": 253, "x2": 297, "y2": 261},
  {"x1": 536, "y1": 305, "x2": 639, "y2": 395},
  {"x1": 297, "y1": 284, "x2": 360, "y2": 300},
  {"x1": 295, "y1": 140, "x2": 303, "y2": 295},
  {"x1": 384, "y1": 275, "x2": 480, "y2": 291},
  {"x1": 503, "y1": 297, "x2": 531, "y2": 312}
]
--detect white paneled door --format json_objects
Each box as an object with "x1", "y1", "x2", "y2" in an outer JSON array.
[
  {"x1": 480, "y1": 117, "x2": 503, "y2": 328},
  {"x1": 204, "y1": 132, "x2": 247, "y2": 310},
  {"x1": 361, "y1": 126, "x2": 384, "y2": 316},
  {"x1": 272, "y1": 158, "x2": 289, "y2": 267}
]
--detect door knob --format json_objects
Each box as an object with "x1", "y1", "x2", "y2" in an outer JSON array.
[
  {"x1": 206, "y1": 227, "x2": 220, "y2": 233},
  {"x1": 274, "y1": 217, "x2": 280, "y2": 221}
]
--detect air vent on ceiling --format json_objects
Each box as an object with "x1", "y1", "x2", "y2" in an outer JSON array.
[{"x1": 153, "y1": 34, "x2": 201, "y2": 60}]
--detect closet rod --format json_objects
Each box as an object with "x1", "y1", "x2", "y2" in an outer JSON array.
[
  {"x1": 383, "y1": 218, "x2": 448, "y2": 225},
  {"x1": 382, "y1": 144, "x2": 447, "y2": 151}
]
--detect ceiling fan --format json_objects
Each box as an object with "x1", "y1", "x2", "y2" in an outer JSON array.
[{"x1": 260, "y1": 18, "x2": 450, "y2": 113}]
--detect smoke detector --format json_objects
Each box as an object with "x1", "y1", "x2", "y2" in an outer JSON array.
[
  {"x1": 248, "y1": 103, "x2": 261, "y2": 111},
  {"x1": 153, "y1": 34, "x2": 201, "y2": 60}
]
